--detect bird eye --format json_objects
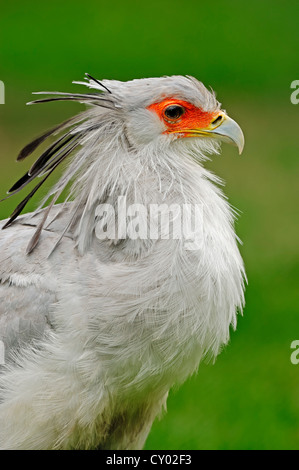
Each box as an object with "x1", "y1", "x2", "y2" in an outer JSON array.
[{"x1": 163, "y1": 105, "x2": 185, "y2": 122}]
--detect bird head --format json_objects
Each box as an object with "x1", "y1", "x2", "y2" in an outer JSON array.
[
  {"x1": 3, "y1": 75, "x2": 245, "y2": 245},
  {"x1": 81, "y1": 75, "x2": 244, "y2": 154}
]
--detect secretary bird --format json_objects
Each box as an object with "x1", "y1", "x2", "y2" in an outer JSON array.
[{"x1": 0, "y1": 75, "x2": 246, "y2": 450}]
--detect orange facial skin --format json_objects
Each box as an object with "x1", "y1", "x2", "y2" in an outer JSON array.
[{"x1": 147, "y1": 99, "x2": 218, "y2": 137}]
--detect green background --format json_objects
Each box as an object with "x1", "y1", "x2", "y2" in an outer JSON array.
[{"x1": 0, "y1": 0, "x2": 298, "y2": 450}]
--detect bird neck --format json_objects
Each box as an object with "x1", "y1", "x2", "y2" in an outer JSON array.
[{"x1": 61, "y1": 138, "x2": 225, "y2": 255}]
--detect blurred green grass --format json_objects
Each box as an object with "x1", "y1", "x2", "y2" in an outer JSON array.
[{"x1": 0, "y1": 0, "x2": 298, "y2": 450}]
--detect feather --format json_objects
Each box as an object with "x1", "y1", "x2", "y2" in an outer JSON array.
[
  {"x1": 2, "y1": 165, "x2": 58, "y2": 229},
  {"x1": 7, "y1": 173, "x2": 31, "y2": 193},
  {"x1": 28, "y1": 134, "x2": 76, "y2": 176},
  {"x1": 28, "y1": 91, "x2": 115, "y2": 109},
  {"x1": 9, "y1": 135, "x2": 74, "y2": 193},
  {"x1": 28, "y1": 97, "x2": 114, "y2": 110},
  {"x1": 84, "y1": 73, "x2": 112, "y2": 94},
  {"x1": 47, "y1": 198, "x2": 83, "y2": 257},
  {"x1": 2, "y1": 136, "x2": 83, "y2": 229},
  {"x1": 7, "y1": 133, "x2": 82, "y2": 196},
  {"x1": 17, "y1": 115, "x2": 79, "y2": 161},
  {"x1": 26, "y1": 191, "x2": 62, "y2": 254}
]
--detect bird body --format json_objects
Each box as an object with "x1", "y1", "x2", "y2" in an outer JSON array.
[{"x1": 0, "y1": 75, "x2": 245, "y2": 449}]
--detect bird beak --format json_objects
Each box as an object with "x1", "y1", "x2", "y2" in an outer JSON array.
[{"x1": 187, "y1": 111, "x2": 245, "y2": 154}]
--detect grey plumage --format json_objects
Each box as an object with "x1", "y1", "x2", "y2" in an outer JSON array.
[{"x1": 0, "y1": 75, "x2": 246, "y2": 449}]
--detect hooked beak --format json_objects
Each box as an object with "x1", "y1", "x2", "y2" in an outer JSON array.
[{"x1": 186, "y1": 111, "x2": 245, "y2": 154}]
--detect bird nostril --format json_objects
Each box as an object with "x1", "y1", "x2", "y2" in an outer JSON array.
[{"x1": 211, "y1": 115, "x2": 223, "y2": 126}]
